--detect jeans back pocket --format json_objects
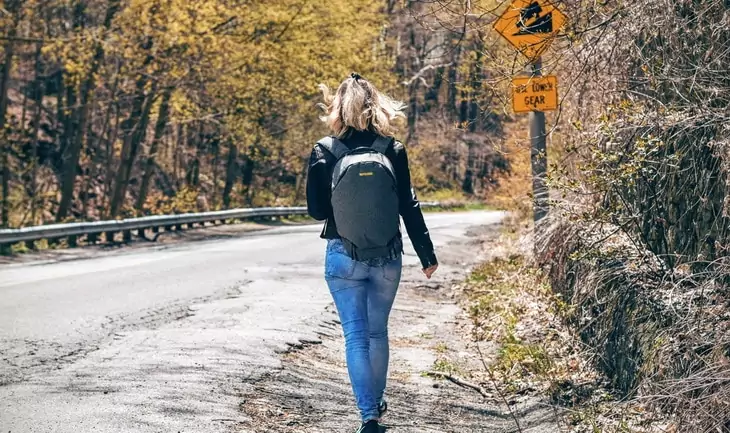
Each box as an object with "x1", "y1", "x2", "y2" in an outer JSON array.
[
  {"x1": 325, "y1": 240, "x2": 356, "y2": 280},
  {"x1": 382, "y1": 255, "x2": 403, "y2": 282}
]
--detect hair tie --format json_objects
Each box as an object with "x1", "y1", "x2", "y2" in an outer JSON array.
[{"x1": 351, "y1": 72, "x2": 362, "y2": 81}]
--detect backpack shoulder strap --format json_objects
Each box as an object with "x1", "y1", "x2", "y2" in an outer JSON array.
[
  {"x1": 371, "y1": 135, "x2": 394, "y2": 154},
  {"x1": 317, "y1": 136, "x2": 350, "y2": 160}
]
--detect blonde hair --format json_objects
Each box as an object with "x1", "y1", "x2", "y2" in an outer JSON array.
[{"x1": 318, "y1": 74, "x2": 406, "y2": 138}]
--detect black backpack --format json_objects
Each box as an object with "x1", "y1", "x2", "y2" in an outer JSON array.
[{"x1": 317, "y1": 135, "x2": 401, "y2": 260}]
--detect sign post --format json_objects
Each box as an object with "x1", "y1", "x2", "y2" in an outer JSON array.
[
  {"x1": 494, "y1": 0, "x2": 567, "y2": 222},
  {"x1": 528, "y1": 58, "x2": 548, "y2": 222}
]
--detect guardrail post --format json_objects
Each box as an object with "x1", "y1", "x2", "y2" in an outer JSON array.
[
  {"x1": 68, "y1": 235, "x2": 78, "y2": 248},
  {"x1": 186, "y1": 223, "x2": 193, "y2": 229},
  {"x1": 175, "y1": 223, "x2": 183, "y2": 231},
  {"x1": 164, "y1": 225, "x2": 172, "y2": 232},
  {"x1": 105, "y1": 231, "x2": 115, "y2": 243},
  {"x1": 0, "y1": 243, "x2": 10, "y2": 255},
  {"x1": 152, "y1": 226, "x2": 159, "y2": 234},
  {"x1": 87, "y1": 233, "x2": 98, "y2": 244},
  {"x1": 122, "y1": 230, "x2": 132, "y2": 243},
  {"x1": 137, "y1": 228, "x2": 145, "y2": 238},
  {"x1": 24, "y1": 240, "x2": 34, "y2": 250}
]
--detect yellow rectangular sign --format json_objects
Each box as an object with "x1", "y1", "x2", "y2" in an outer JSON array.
[{"x1": 512, "y1": 75, "x2": 558, "y2": 113}]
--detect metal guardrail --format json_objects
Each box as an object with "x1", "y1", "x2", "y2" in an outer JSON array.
[
  {"x1": 0, "y1": 202, "x2": 450, "y2": 247},
  {"x1": 0, "y1": 207, "x2": 308, "y2": 245}
]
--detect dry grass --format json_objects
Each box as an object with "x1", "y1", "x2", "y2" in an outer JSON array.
[
  {"x1": 536, "y1": 219, "x2": 730, "y2": 432},
  {"x1": 448, "y1": 228, "x2": 683, "y2": 432}
]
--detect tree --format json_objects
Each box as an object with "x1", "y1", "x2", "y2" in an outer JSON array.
[
  {"x1": 0, "y1": 0, "x2": 25, "y2": 227},
  {"x1": 55, "y1": 0, "x2": 121, "y2": 221}
]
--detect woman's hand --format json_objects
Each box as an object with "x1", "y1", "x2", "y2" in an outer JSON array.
[{"x1": 423, "y1": 264, "x2": 438, "y2": 279}]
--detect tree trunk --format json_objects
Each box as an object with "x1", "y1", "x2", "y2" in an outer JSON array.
[
  {"x1": 109, "y1": 79, "x2": 156, "y2": 217},
  {"x1": 19, "y1": 76, "x2": 28, "y2": 132},
  {"x1": 459, "y1": 93, "x2": 468, "y2": 126},
  {"x1": 447, "y1": 43, "x2": 462, "y2": 116},
  {"x1": 136, "y1": 88, "x2": 172, "y2": 212},
  {"x1": 0, "y1": 1, "x2": 21, "y2": 228},
  {"x1": 468, "y1": 44, "x2": 483, "y2": 133},
  {"x1": 91, "y1": 72, "x2": 118, "y2": 218},
  {"x1": 29, "y1": 45, "x2": 44, "y2": 225},
  {"x1": 462, "y1": 143, "x2": 475, "y2": 194},
  {"x1": 54, "y1": 72, "x2": 69, "y2": 172},
  {"x1": 108, "y1": 35, "x2": 155, "y2": 218},
  {"x1": 425, "y1": 65, "x2": 445, "y2": 107},
  {"x1": 241, "y1": 149, "x2": 256, "y2": 206},
  {"x1": 222, "y1": 140, "x2": 237, "y2": 209},
  {"x1": 173, "y1": 124, "x2": 184, "y2": 190},
  {"x1": 210, "y1": 135, "x2": 221, "y2": 210},
  {"x1": 56, "y1": 82, "x2": 90, "y2": 221},
  {"x1": 56, "y1": 0, "x2": 121, "y2": 221},
  {"x1": 293, "y1": 156, "x2": 308, "y2": 204},
  {"x1": 186, "y1": 122, "x2": 203, "y2": 188},
  {"x1": 81, "y1": 110, "x2": 95, "y2": 219},
  {"x1": 0, "y1": 41, "x2": 15, "y2": 228},
  {"x1": 103, "y1": 104, "x2": 121, "y2": 217},
  {"x1": 406, "y1": 81, "x2": 418, "y2": 144}
]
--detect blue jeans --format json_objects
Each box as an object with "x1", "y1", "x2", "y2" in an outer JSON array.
[{"x1": 324, "y1": 239, "x2": 402, "y2": 422}]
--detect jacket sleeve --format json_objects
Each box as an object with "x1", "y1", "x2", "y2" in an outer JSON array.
[
  {"x1": 392, "y1": 142, "x2": 438, "y2": 269},
  {"x1": 306, "y1": 145, "x2": 332, "y2": 221}
]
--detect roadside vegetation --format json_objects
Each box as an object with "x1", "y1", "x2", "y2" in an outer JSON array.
[
  {"x1": 457, "y1": 231, "x2": 673, "y2": 432},
  {"x1": 425, "y1": 1, "x2": 730, "y2": 432},
  {"x1": 537, "y1": 0, "x2": 730, "y2": 431}
]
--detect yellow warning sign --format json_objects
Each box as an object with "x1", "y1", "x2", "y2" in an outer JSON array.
[
  {"x1": 512, "y1": 75, "x2": 558, "y2": 113},
  {"x1": 494, "y1": 0, "x2": 567, "y2": 60}
]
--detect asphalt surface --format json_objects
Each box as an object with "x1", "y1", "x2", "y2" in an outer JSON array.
[{"x1": 0, "y1": 211, "x2": 504, "y2": 432}]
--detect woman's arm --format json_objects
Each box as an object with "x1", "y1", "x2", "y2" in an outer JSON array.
[
  {"x1": 391, "y1": 142, "x2": 438, "y2": 269},
  {"x1": 306, "y1": 145, "x2": 332, "y2": 221}
]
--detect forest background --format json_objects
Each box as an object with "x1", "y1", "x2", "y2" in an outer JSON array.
[{"x1": 0, "y1": 0, "x2": 520, "y2": 228}]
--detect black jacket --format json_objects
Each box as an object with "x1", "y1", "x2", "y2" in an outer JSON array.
[{"x1": 306, "y1": 129, "x2": 437, "y2": 269}]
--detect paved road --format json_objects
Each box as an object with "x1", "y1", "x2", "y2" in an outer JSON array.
[{"x1": 0, "y1": 211, "x2": 503, "y2": 432}]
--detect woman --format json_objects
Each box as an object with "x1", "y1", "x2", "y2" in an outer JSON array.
[{"x1": 306, "y1": 73, "x2": 438, "y2": 433}]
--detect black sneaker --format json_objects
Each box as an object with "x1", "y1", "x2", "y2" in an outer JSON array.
[
  {"x1": 378, "y1": 400, "x2": 388, "y2": 418},
  {"x1": 356, "y1": 420, "x2": 383, "y2": 433}
]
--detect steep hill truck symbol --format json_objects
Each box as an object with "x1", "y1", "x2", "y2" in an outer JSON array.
[
  {"x1": 493, "y1": 0, "x2": 567, "y2": 60},
  {"x1": 514, "y1": 2, "x2": 553, "y2": 36}
]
